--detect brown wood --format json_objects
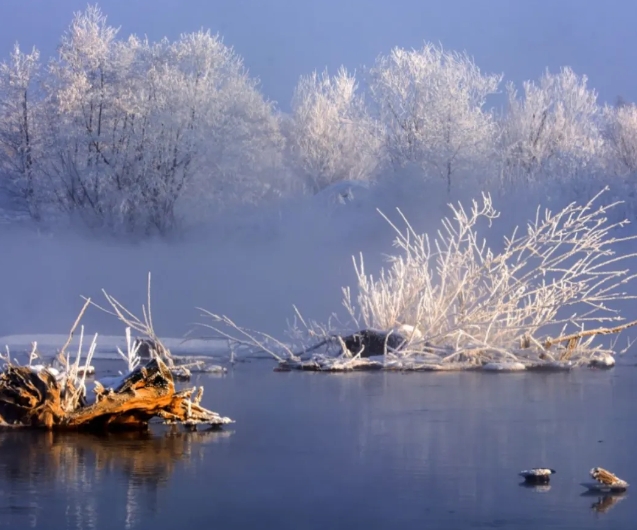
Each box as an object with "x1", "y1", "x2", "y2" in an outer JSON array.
[
  {"x1": 544, "y1": 319, "x2": 637, "y2": 353},
  {"x1": 591, "y1": 467, "x2": 626, "y2": 486},
  {"x1": 0, "y1": 358, "x2": 229, "y2": 431}
]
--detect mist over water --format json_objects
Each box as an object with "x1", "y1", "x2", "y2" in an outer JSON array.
[
  {"x1": 1, "y1": 170, "x2": 634, "y2": 348},
  {"x1": 0, "y1": 175, "x2": 432, "y2": 338}
]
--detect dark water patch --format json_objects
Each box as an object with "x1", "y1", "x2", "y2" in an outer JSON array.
[{"x1": 0, "y1": 364, "x2": 636, "y2": 529}]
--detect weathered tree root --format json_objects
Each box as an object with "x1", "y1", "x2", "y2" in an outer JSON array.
[
  {"x1": 0, "y1": 365, "x2": 66, "y2": 428},
  {"x1": 0, "y1": 358, "x2": 233, "y2": 431}
]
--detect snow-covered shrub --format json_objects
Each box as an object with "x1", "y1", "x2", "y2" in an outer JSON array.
[
  {"x1": 196, "y1": 189, "x2": 637, "y2": 370},
  {"x1": 341, "y1": 188, "x2": 637, "y2": 365}
]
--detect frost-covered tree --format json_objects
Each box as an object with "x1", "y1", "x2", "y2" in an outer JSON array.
[
  {"x1": 369, "y1": 43, "x2": 501, "y2": 192},
  {"x1": 500, "y1": 67, "x2": 602, "y2": 180},
  {"x1": 40, "y1": 5, "x2": 283, "y2": 234},
  {"x1": 288, "y1": 67, "x2": 381, "y2": 193},
  {"x1": 167, "y1": 30, "x2": 284, "y2": 209},
  {"x1": 44, "y1": 4, "x2": 123, "y2": 226},
  {"x1": 601, "y1": 101, "x2": 637, "y2": 175},
  {"x1": 0, "y1": 43, "x2": 43, "y2": 219}
]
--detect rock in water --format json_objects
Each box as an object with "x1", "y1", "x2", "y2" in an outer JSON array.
[
  {"x1": 519, "y1": 468, "x2": 556, "y2": 483},
  {"x1": 588, "y1": 353, "x2": 616, "y2": 369},
  {"x1": 342, "y1": 329, "x2": 408, "y2": 357}
]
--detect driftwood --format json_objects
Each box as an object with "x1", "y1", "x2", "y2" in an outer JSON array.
[
  {"x1": 276, "y1": 357, "x2": 384, "y2": 372},
  {"x1": 0, "y1": 277, "x2": 233, "y2": 432},
  {"x1": 582, "y1": 467, "x2": 630, "y2": 494},
  {"x1": 544, "y1": 319, "x2": 637, "y2": 360},
  {"x1": 590, "y1": 467, "x2": 629, "y2": 488},
  {"x1": 0, "y1": 358, "x2": 232, "y2": 431}
]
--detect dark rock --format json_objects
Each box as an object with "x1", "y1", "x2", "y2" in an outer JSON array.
[
  {"x1": 133, "y1": 338, "x2": 159, "y2": 360},
  {"x1": 341, "y1": 329, "x2": 407, "y2": 357}
]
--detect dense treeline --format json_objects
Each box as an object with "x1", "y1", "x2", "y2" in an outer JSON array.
[{"x1": 0, "y1": 5, "x2": 635, "y2": 235}]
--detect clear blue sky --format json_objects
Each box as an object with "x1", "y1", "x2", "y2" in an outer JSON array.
[{"x1": 0, "y1": 0, "x2": 635, "y2": 110}]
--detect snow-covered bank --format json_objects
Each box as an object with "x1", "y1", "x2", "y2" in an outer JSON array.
[{"x1": 0, "y1": 333, "x2": 230, "y2": 361}]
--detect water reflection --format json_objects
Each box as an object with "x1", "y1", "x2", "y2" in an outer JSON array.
[
  {"x1": 581, "y1": 491, "x2": 628, "y2": 514},
  {"x1": 518, "y1": 481, "x2": 552, "y2": 493},
  {"x1": 1, "y1": 364, "x2": 636, "y2": 530},
  {"x1": 0, "y1": 427, "x2": 233, "y2": 529}
]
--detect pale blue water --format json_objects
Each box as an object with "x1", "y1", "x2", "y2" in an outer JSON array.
[{"x1": 1, "y1": 360, "x2": 636, "y2": 529}]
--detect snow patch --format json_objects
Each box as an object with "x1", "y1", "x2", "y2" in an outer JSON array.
[
  {"x1": 482, "y1": 362, "x2": 526, "y2": 372},
  {"x1": 588, "y1": 353, "x2": 616, "y2": 368}
]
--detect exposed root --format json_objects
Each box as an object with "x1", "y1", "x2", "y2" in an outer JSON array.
[
  {"x1": 0, "y1": 358, "x2": 232, "y2": 430},
  {"x1": 0, "y1": 277, "x2": 233, "y2": 431}
]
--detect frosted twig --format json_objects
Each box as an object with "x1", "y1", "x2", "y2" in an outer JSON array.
[{"x1": 194, "y1": 308, "x2": 295, "y2": 362}]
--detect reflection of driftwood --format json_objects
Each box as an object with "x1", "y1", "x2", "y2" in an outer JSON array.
[
  {"x1": 0, "y1": 428, "x2": 233, "y2": 484},
  {"x1": 0, "y1": 428, "x2": 233, "y2": 526},
  {"x1": 518, "y1": 481, "x2": 551, "y2": 493},
  {"x1": 0, "y1": 358, "x2": 232, "y2": 431},
  {"x1": 590, "y1": 493, "x2": 626, "y2": 514}
]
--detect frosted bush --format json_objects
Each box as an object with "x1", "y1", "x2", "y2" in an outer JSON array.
[{"x1": 341, "y1": 188, "x2": 637, "y2": 365}]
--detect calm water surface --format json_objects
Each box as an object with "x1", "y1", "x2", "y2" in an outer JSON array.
[{"x1": 1, "y1": 360, "x2": 636, "y2": 529}]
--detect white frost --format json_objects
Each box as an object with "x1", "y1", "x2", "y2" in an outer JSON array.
[
  {"x1": 588, "y1": 353, "x2": 616, "y2": 368},
  {"x1": 483, "y1": 362, "x2": 526, "y2": 372}
]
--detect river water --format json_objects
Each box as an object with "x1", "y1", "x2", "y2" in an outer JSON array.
[{"x1": 1, "y1": 360, "x2": 636, "y2": 529}]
